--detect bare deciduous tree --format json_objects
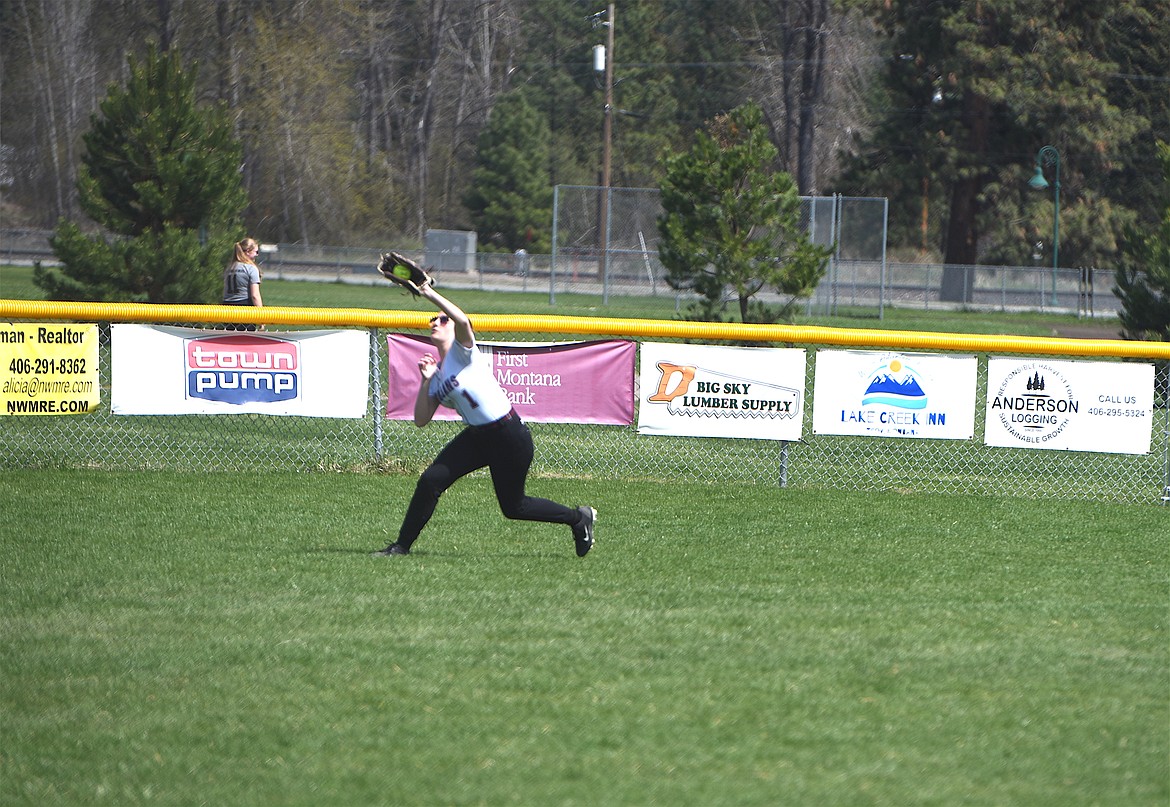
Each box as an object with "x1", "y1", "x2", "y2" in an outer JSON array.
[
  {"x1": 743, "y1": 0, "x2": 875, "y2": 195},
  {"x1": 10, "y1": 0, "x2": 97, "y2": 224}
]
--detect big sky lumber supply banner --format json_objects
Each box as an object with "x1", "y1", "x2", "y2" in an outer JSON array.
[
  {"x1": 111, "y1": 325, "x2": 369, "y2": 417},
  {"x1": 387, "y1": 334, "x2": 635, "y2": 425},
  {"x1": 984, "y1": 357, "x2": 1155, "y2": 454},
  {"x1": 812, "y1": 350, "x2": 978, "y2": 439},
  {"x1": 1, "y1": 322, "x2": 100, "y2": 416},
  {"x1": 636, "y1": 342, "x2": 805, "y2": 440}
]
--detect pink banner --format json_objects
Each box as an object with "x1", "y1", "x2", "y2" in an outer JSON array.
[{"x1": 387, "y1": 334, "x2": 635, "y2": 425}]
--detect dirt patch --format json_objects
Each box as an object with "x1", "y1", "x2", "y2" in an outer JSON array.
[{"x1": 1049, "y1": 323, "x2": 1124, "y2": 340}]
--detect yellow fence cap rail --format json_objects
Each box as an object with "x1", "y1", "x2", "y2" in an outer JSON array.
[{"x1": 2, "y1": 298, "x2": 1167, "y2": 360}]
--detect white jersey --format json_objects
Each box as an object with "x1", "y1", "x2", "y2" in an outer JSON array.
[{"x1": 428, "y1": 339, "x2": 513, "y2": 426}]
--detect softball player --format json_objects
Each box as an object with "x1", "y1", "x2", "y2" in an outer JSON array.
[{"x1": 373, "y1": 283, "x2": 595, "y2": 557}]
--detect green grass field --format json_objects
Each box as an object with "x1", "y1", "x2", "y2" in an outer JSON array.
[
  {"x1": 2, "y1": 265, "x2": 1162, "y2": 804},
  {"x1": 2, "y1": 470, "x2": 1166, "y2": 806}
]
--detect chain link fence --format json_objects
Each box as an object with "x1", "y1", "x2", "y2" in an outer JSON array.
[
  {"x1": 3, "y1": 226, "x2": 1122, "y2": 318},
  {"x1": 549, "y1": 188, "x2": 893, "y2": 309},
  {"x1": 2, "y1": 318, "x2": 1167, "y2": 505}
]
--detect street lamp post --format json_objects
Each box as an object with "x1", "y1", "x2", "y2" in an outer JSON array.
[{"x1": 1028, "y1": 145, "x2": 1060, "y2": 308}]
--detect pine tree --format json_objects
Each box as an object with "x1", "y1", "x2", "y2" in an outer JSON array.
[
  {"x1": 1114, "y1": 141, "x2": 1170, "y2": 342},
  {"x1": 837, "y1": 0, "x2": 1146, "y2": 302},
  {"x1": 464, "y1": 91, "x2": 553, "y2": 253},
  {"x1": 657, "y1": 102, "x2": 832, "y2": 323},
  {"x1": 607, "y1": 0, "x2": 678, "y2": 188},
  {"x1": 36, "y1": 44, "x2": 246, "y2": 303}
]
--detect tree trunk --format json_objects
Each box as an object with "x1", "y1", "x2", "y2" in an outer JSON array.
[
  {"x1": 753, "y1": 0, "x2": 831, "y2": 194},
  {"x1": 796, "y1": 0, "x2": 828, "y2": 195},
  {"x1": 939, "y1": 174, "x2": 980, "y2": 302},
  {"x1": 940, "y1": 90, "x2": 991, "y2": 303}
]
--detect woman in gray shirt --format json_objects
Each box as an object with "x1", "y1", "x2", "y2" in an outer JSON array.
[{"x1": 222, "y1": 238, "x2": 263, "y2": 330}]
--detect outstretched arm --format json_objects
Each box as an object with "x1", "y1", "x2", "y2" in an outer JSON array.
[{"x1": 420, "y1": 284, "x2": 474, "y2": 348}]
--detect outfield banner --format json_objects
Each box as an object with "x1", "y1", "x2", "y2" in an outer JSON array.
[
  {"x1": 812, "y1": 350, "x2": 977, "y2": 439},
  {"x1": 111, "y1": 325, "x2": 370, "y2": 417},
  {"x1": 636, "y1": 342, "x2": 805, "y2": 440},
  {"x1": 1, "y1": 322, "x2": 100, "y2": 416},
  {"x1": 984, "y1": 357, "x2": 1154, "y2": 454},
  {"x1": 387, "y1": 334, "x2": 635, "y2": 424}
]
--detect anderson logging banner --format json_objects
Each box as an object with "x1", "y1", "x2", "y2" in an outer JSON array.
[{"x1": 984, "y1": 357, "x2": 1154, "y2": 454}]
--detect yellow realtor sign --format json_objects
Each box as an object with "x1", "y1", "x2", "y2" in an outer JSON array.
[{"x1": 1, "y1": 323, "x2": 100, "y2": 415}]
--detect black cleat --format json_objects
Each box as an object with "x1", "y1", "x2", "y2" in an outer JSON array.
[
  {"x1": 572, "y1": 506, "x2": 596, "y2": 557},
  {"x1": 371, "y1": 542, "x2": 410, "y2": 557}
]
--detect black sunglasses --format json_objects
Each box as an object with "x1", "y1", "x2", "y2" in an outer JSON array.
[{"x1": 429, "y1": 315, "x2": 450, "y2": 326}]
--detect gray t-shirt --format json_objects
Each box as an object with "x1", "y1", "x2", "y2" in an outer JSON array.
[{"x1": 222, "y1": 261, "x2": 261, "y2": 303}]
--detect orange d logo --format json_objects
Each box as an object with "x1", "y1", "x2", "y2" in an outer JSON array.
[{"x1": 648, "y1": 362, "x2": 695, "y2": 403}]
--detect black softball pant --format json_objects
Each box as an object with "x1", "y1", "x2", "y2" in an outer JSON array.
[{"x1": 396, "y1": 416, "x2": 579, "y2": 549}]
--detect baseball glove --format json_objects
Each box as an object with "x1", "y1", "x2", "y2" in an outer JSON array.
[{"x1": 377, "y1": 251, "x2": 434, "y2": 296}]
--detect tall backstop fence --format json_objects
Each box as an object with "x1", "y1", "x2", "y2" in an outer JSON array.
[
  {"x1": 550, "y1": 188, "x2": 891, "y2": 310},
  {"x1": 3, "y1": 299, "x2": 1167, "y2": 506}
]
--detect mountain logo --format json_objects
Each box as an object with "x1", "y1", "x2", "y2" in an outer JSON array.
[{"x1": 861, "y1": 358, "x2": 928, "y2": 410}]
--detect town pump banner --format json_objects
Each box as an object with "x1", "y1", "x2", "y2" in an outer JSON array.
[
  {"x1": 111, "y1": 325, "x2": 370, "y2": 417},
  {"x1": 636, "y1": 342, "x2": 805, "y2": 440},
  {"x1": 984, "y1": 357, "x2": 1155, "y2": 454}
]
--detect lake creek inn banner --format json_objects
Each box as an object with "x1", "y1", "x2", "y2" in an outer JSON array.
[
  {"x1": 984, "y1": 357, "x2": 1154, "y2": 454},
  {"x1": 386, "y1": 334, "x2": 636, "y2": 425},
  {"x1": 111, "y1": 325, "x2": 370, "y2": 417},
  {"x1": 636, "y1": 342, "x2": 806, "y2": 440},
  {"x1": 812, "y1": 350, "x2": 978, "y2": 440}
]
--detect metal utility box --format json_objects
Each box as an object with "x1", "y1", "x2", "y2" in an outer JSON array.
[{"x1": 425, "y1": 229, "x2": 477, "y2": 273}]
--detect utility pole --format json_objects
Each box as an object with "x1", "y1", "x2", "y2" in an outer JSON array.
[{"x1": 593, "y1": 4, "x2": 614, "y2": 287}]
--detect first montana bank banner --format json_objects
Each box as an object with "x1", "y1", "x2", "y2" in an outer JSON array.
[
  {"x1": 111, "y1": 325, "x2": 369, "y2": 417},
  {"x1": 387, "y1": 334, "x2": 635, "y2": 424}
]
